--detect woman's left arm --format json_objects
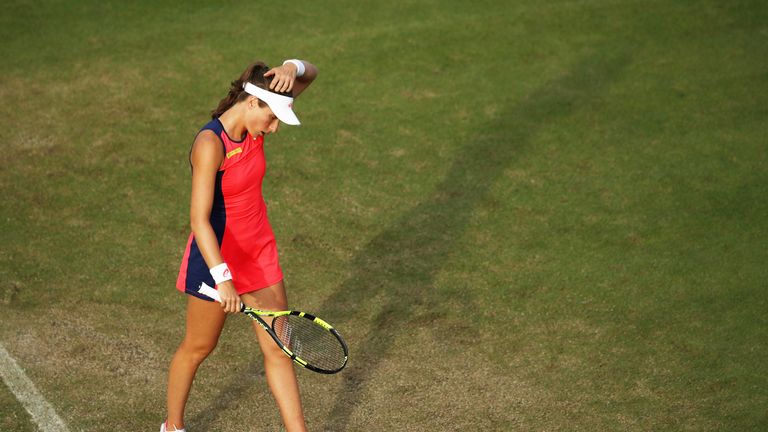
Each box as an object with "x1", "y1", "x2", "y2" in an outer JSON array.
[{"x1": 265, "y1": 59, "x2": 318, "y2": 98}]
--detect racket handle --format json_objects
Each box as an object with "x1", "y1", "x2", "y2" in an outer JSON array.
[
  {"x1": 197, "y1": 283, "x2": 245, "y2": 311},
  {"x1": 198, "y1": 283, "x2": 221, "y2": 301}
]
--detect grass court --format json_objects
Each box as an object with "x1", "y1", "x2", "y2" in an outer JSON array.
[{"x1": 1, "y1": 0, "x2": 766, "y2": 430}]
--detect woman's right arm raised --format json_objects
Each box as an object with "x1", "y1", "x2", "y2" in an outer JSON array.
[{"x1": 189, "y1": 131, "x2": 240, "y2": 313}]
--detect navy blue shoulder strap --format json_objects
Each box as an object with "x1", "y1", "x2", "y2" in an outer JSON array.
[
  {"x1": 200, "y1": 118, "x2": 225, "y2": 136},
  {"x1": 189, "y1": 118, "x2": 226, "y2": 169}
]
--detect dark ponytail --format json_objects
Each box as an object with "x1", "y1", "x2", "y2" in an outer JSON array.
[{"x1": 210, "y1": 61, "x2": 292, "y2": 119}]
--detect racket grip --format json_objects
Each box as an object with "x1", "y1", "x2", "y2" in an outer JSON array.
[
  {"x1": 197, "y1": 283, "x2": 245, "y2": 311},
  {"x1": 198, "y1": 283, "x2": 221, "y2": 301}
]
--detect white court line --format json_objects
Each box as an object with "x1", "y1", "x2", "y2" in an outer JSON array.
[{"x1": 0, "y1": 343, "x2": 70, "y2": 432}]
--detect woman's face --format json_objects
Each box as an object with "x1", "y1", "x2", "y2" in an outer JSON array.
[{"x1": 245, "y1": 97, "x2": 280, "y2": 136}]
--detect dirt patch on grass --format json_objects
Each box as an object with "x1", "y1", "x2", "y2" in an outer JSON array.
[
  {"x1": 308, "y1": 321, "x2": 556, "y2": 431},
  {"x1": 5, "y1": 303, "x2": 171, "y2": 427}
]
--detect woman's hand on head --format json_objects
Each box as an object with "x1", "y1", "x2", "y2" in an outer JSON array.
[
  {"x1": 216, "y1": 281, "x2": 241, "y2": 314},
  {"x1": 264, "y1": 64, "x2": 297, "y2": 93}
]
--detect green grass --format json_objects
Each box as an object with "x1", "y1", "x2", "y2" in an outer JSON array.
[
  {"x1": 1, "y1": 0, "x2": 767, "y2": 430},
  {"x1": 0, "y1": 379, "x2": 35, "y2": 432}
]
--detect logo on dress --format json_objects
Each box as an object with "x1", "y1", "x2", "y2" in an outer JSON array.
[{"x1": 226, "y1": 147, "x2": 243, "y2": 158}]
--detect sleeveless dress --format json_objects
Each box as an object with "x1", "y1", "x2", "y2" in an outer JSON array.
[{"x1": 176, "y1": 118, "x2": 283, "y2": 301}]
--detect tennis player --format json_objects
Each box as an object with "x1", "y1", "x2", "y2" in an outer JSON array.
[{"x1": 162, "y1": 59, "x2": 317, "y2": 432}]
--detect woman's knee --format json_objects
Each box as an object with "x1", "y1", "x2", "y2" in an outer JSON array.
[
  {"x1": 259, "y1": 339, "x2": 291, "y2": 362},
  {"x1": 262, "y1": 349, "x2": 293, "y2": 368},
  {"x1": 178, "y1": 338, "x2": 218, "y2": 363}
]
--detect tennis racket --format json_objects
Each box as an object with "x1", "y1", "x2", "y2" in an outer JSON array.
[{"x1": 197, "y1": 283, "x2": 348, "y2": 374}]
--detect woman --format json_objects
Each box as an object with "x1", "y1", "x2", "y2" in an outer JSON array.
[{"x1": 163, "y1": 58, "x2": 318, "y2": 432}]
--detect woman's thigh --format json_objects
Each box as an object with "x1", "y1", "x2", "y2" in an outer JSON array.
[
  {"x1": 182, "y1": 294, "x2": 228, "y2": 350},
  {"x1": 240, "y1": 281, "x2": 289, "y2": 355},
  {"x1": 240, "y1": 280, "x2": 289, "y2": 311}
]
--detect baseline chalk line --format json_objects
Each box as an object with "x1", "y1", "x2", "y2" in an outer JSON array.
[{"x1": 0, "y1": 342, "x2": 71, "y2": 432}]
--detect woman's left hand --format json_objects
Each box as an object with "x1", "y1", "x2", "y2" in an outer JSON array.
[{"x1": 264, "y1": 64, "x2": 297, "y2": 93}]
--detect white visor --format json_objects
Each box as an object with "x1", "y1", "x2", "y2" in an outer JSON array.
[{"x1": 243, "y1": 82, "x2": 300, "y2": 125}]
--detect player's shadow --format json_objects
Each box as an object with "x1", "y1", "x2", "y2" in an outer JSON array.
[
  {"x1": 189, "y1": 49, "x2": 628, "y2": 431},
  {"x1": 318, "y1": 50, "x2": 629, "y2": 431},
  {"x1": 187, "y1": 362, "x2": 266, "y2": 430}
]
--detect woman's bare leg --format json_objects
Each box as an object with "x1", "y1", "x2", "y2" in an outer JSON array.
[
  {"x1": 165, "y1": 295, "x2": 227, "y2": 430},
  {"x1": 241, "y1": 281, "x2": 307, "y2": 432}
]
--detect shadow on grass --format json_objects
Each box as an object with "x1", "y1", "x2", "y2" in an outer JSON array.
[
  {"x1": 192, "y1": 49, "x2": 628, "y2": 431},
  {"x1": 187, "y1": 363, "x2": 265, "y2": 430},
  {"x1": 318, "y1": 50, "x2": 629, "y2": 430}
]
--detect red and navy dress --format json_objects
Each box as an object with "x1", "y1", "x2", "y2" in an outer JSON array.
[{"x1": 176, "y1": 118, "x2": 283, "y2": 301}]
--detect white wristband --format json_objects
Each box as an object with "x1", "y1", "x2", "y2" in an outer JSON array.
[
  {"x1": 283, "y1": 59, "x2": 305, "y2": 77},
  {"x1": 209, "y1": 263, "x2": 232, "y2": 285}
]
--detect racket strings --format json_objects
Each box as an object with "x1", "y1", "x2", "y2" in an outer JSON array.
[{"x1": 272, "y1": 315, "x2": 346, "y2": 371}]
